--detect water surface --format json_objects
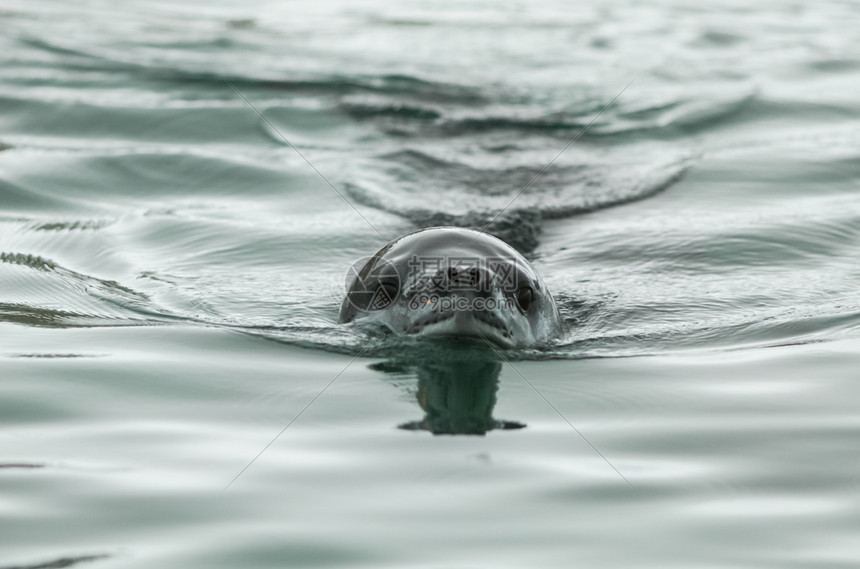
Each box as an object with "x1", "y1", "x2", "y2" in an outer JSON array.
[{"x1": 2, "y1": 0, "x2": 860, "y2": 567}]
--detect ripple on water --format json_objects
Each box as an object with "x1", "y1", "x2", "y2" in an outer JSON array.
[{"x1": 3, "y1": 1, "x2": 860, "y2": 566}]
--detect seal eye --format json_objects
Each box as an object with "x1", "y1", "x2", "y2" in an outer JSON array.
[
  {"x1": 373, "y1": 279, "x2": 399, "y2": 309},
  {"x1": 515, "y1": 286, "x2": 533, "y2": 313}
]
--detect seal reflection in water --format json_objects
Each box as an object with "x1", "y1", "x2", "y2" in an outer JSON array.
[
  {"x1": 340, "y1": 227, "x2": 561, "y2": 349},
  {"x1": 371, "y1": 354, "x2": 525, "y2": 435}
]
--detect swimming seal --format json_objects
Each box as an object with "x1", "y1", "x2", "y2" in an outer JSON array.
[{"x1": 339, "y1": 227, "x2": 561, "y2": 348}]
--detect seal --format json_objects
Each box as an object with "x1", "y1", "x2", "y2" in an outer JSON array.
[{"x1": 339, "y1": 227, "x2": 562, "y2": 348}]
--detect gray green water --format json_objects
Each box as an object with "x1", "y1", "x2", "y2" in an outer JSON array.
[{"x1": 3, "y1": 0, "x2": 860, "y2": 567}]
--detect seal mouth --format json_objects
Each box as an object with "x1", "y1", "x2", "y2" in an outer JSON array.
[
  {"x1": 406, "y1": 311, "x2": 455, "y2": 334},
  {"x1": 471, "y1": 310, "x2": 513, "y2": 341},
  {"x1": 406, "y1": 308, "x2": 515, "y2": 346}
]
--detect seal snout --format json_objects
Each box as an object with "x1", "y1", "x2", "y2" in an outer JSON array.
[
  {"x1": 406, "y1": 304, "x2": 515, "y2": 346},
  {"x1": 403, "y1": 267, "x2": 517, "y2": 344}
]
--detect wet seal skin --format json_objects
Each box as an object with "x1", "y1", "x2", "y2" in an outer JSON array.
[{"x1": 340, "y1": 226, "x2": 561, "y2": 349}]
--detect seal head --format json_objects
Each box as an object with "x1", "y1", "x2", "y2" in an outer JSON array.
[{"x1": 340, "y1": 227, "x2": 561, "y2": 348}]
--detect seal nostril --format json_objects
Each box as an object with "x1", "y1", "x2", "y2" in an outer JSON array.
[
  {"x1": 467, "y1": 267, "x2": 480, "y2": 288},
  {"x1": 445, "y1": 266, "x2": 458, "y2": 284}
]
